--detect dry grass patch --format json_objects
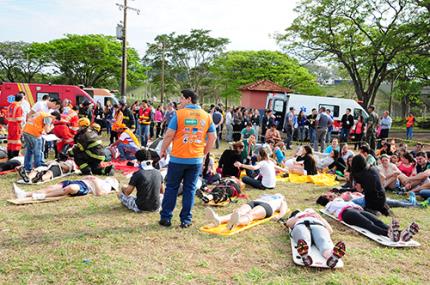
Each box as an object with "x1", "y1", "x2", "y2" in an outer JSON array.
[{"x1": 0, "y1": 143, "x2": 429, "y2": 284}]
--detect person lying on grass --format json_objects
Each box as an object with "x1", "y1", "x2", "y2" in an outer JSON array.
[
  {"x1": 17, "y1": 160, "x2": 75, "y2": 183},
  {"x1": 117, "y1": 149, "x2": 164, "y2": 212},
  {"x1": 234, "y1": 148, "x2": 288, "y2": 190},
  {"x1": 13, "y1": 176, "x2": 119, "y2": 200},
  {"x1": 0, "y1": 156, "x2": 23, "y2": 172},
  {"x1": 205, "y1": 193, "x2": 288, "y2": 230},
  {"x1": 317, "y1": 189, "x2": 422, "y2": 209},
  {"x1": 317, "y1": 198, "x2": 420, "y2": 242},
  {"x1": 285, "y1": 209, "x2": 346, "y2": 268}
]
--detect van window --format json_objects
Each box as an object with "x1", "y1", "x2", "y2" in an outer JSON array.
[
  {"x1": 37, "y1": 92, "x2": 60, "y2": 102},
  {"x1": 319, "y1": 104, "x2": 339, "y2": 117},
  {"x1": 273, "y1": 99, "x2": 284, "y2": 113},
  {"x1": 76, "y1": 95, "x2": 90, "y2": 106},
  {"x1": 354, "y1": 108, "x2": 365, "y2": 119}
]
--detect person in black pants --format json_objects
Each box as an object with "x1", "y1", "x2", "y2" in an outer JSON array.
[
  {"x1": 261, "y1": 110, "x2": 274, "y2": 144},
  {"x1": 318, "y1": 198, "x2": 420, "y2": 242}
]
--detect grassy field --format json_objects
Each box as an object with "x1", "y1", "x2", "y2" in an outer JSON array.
[{"x1": 0, "y1": 143, "x2": 429, "y2": 284}]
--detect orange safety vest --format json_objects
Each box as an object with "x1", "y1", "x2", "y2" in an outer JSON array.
[
  {"x1": 6, "y1": 102, "x2": 24, "y2": 123},
  {"x1": 406, "y1": 116, "x2": 415, "y2": 128},
  {"x1": 23, "y1": 112, "x2": 51, "y2": 138},
  {"x1": 171, "y1": 107, "x2": 212, "y2": 159}
]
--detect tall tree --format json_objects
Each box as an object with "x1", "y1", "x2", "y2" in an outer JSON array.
[
  {"x1": 210, "y1": 50, "x2": 321, "y2": 101},
  {"x1": 0, "y1": 41, "x2": 26, "y2": 82},
  {"x1": 47, "y1": 34, "x2": 147, "y2": 88},
  {"x1": 144, "y1": 29, "x2": 229, "y2": 98},
  {"x1": 277, "y1": 0, "x2": 430, "y2": 108}
]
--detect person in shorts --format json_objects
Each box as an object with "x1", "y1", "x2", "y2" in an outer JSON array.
[
  {"x1": 205, "y1": 193, "x2": 288, "y2": 230},
  {"x1": 118, "y1": 149, "x2": 164, "y2": 212},
  {"x1": 13, "y1": 176, "x2": 118, "y2": 200}
]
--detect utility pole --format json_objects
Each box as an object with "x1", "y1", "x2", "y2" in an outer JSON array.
[
  {"x1": 116, "y1": 0, "x2": 140, "y2": 102},
  {"x1": 160, "y1": 41, "x2": 165, "y2": 104}
]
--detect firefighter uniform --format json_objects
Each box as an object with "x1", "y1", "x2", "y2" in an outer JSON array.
[
  {"x1": 6, "y1": 101, "x2": 24, "y2": 159},
  {"x1": 69, "y1": 119, "x2": 113, "y2": 175}
]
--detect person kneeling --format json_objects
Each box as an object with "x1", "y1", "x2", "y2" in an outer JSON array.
[
  {"x1": 205, "y1": 193, "x2": 288, "y2": 230},
  {"x1": 118, "y1": 149, "x2": 164, "y2": 212},
  {"x1": 286, "y1": 209, "x2": 346, "y2": 268},
  {"x1": 111, "y1": 123, "x2": 141, "y2": 161},
  {"x1": 13, "y1": 176, "x2": 118, "y2": 200}
]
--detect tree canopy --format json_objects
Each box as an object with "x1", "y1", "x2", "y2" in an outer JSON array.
[
  {"x1": 210, "y1": 50, "x2": 321, "y2": 100},
  {"x1": 277, "y1": 0, "x2": 430, "y2": 108},
  {"x1": 144, "y1": 29, "x2": 230, "y2": 98}
]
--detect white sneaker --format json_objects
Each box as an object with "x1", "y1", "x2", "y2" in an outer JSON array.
[
  {"x1": 205, "y1": 207, "x2": 221, "y2": 226},
  {"x1": 13, "y1": 183, "x2": 27, "y2": 199},
  {"x1": 32, "y1": 193, "x2": 46, "y2": 200}
]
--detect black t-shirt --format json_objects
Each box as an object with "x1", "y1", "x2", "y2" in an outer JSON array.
[
  {"x1": 329, "y1": 157, "x2": 346, "y2": 173},
  {"x1": 353, "y1": 167, "x2": 388, "y2": 215},
  {"x1": 129, "y1": 168, "x2": 162, "y2": 211},
  {"x1": 219, "y1": 149, "x2": 242, "y2": 178},
  {"x1": 416, "y1": 162, "x2": 430, "y2": 174}
]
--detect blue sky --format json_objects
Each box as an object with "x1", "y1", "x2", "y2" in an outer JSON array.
[{"x1": 0, "y1": 0, "x2": 298, "y2": 55}]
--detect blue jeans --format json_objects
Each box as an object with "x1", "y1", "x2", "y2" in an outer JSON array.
[
  {"x1": 117, "y1": 143, "x2": 139, "y2": 160},
  {"x1": 340, "y1": 128, "x2": 350, "y2": 142},
  {"x1": 297, "y1": 126, "x2": 305, "y2": 142},
  {"x1": 309, "y1": 127, "x2": 316, "y2": 144},
  {"x1": 160, "y1": 162, "x2": 201, "y2": 224},
  {"x1": 418, "y1": 189, "x2": 430, "y2": 199},
  {"x1": 406, "y1": 127, "x2": 413, "y2": 140},
  {"x1": 353, "y1": 196, "x2": 414, "y2": 208},
  {"x1": 138, "y1": 124, "x2": 150, "y2": 146},
  {"x1": 23, "y1": 133, "x2": 43, "y2": 172}
]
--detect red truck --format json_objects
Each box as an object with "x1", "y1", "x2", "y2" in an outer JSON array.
[{"x1": 0, "y1": 82, "x2": 96, "y2": 110}]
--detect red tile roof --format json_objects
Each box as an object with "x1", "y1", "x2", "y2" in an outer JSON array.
[{"x1": 239, "y1": 80, "x2": 292, "y2": 92}]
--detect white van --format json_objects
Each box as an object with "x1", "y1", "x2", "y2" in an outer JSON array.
[
  {"x1": 266, "y1": 93, "x2": 368, "y2": 132},
  {"x1": 83, "y1": 87, "x2": 119, "y2": 108}
]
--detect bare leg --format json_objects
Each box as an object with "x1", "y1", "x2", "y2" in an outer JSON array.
[
  {"x1": 41, "y1": 170, "x2": 54, "y2": 182},
  {"x1": 236, "y1": 205, "x2": 267, "y2": 226},
  {"x1": 37, "y1": 185, "x2": 79, "y2": 198},
  {"x1": 217, "y1": 204, "x2": 252, "y2": 223},
  {"x1": 384, "y1": 176, "x2": 397, "y2": 189}
]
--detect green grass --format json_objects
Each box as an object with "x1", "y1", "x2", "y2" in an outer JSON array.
[{"x1": 0, "y1": 143, "x2": 429, "y2": 284}]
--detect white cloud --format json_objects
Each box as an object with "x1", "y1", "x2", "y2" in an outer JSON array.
[{"x1": 0, "y1": 0, "x2": 298, "y2": 54}]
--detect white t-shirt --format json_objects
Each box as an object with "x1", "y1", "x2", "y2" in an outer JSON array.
[
  {"x1": 21, "y1": 100, "x2": 31, "y2": 123},
  {"x1": 255, "y1": 193, "x2": 285, "y2": 212},
  {"x1": 377, "y1": 163, "x2": 399, "y2": 179},
  {"x1": 119, "y1": 132, "x2": 138, "y2": 148},
  {"x1": 325, "y1": 198, "x2": 360, "y2": 217},
  {"x1": 32, "y1": 101, "x2": 49, "y2": 113},
  {"x1": 258, "y1": 160, "x2": 276, "y2": 188}
]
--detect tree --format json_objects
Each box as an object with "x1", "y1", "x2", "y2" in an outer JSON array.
[
  {"x1": 47, "y1": 34, "x2": 147, "y2": 88},
  {"x1": 210, "y1": 50, "x2": 321, "y2": 101},
  {"x1": 277, "y1": 0, "x2": 430, "y2": 108},
  {"x1": 144, "y1": 29, "x2": 230, "y2": 98}
]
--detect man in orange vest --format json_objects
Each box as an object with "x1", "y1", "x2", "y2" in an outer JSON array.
[
  {"x1": 406, "y1": 112, "x2": 415, "y2": 140},
  {"x1": 110, "y1": 123, "x2": 140, "y2": 160},
  {"x1": 6, "y1": 93, "x2": 24, "y2": 159},
  {"x1": 159, "y1": 90, "x2": 217, "y2": 228},
  {"x1": 22, "y1": 111, "x2": 55, "y2": 173}
]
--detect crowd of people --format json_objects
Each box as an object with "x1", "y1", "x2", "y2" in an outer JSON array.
[{"x1": 2, "y1": 89, "x2": 428, "y2": 269}]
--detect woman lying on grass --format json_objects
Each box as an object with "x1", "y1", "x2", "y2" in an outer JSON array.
[
  {"x1": 285, "y1": 209, "x2": 346, "y2": 268},
  {"x1": 205, "y1": 193, "x2": 288, "y2": 230},
  {"x1": 234, "y1": 148, "x2": 288, "y2": 190},
  {"x1": 317, "y1": 198, "x2": 420, "y2": 242},
  {"x1": 13, "y1": 176, "x2": 118, "y2": 200}
]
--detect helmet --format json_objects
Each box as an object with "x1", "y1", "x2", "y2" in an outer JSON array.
[
  {"x1": 91, "y1": 123, "x2": 101, "y2": 132},
  {"x1": 78, "y1": 117, "x2": 90, "y2": 127}
]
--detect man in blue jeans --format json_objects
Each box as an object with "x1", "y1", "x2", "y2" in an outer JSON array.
[{"x1": 159, "y1": 90, "x2": 216, "y2": 228}]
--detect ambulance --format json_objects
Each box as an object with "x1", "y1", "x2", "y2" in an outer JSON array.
[
  {"x1": 83, "y1": 87, "x2": 119, "y2": 108},
  {"x1": 0, "y1": 82, "x2": 95, "y2": 110},
  {"x1": 266, "y1": 93, "x2": 368, "y2": 132}
]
